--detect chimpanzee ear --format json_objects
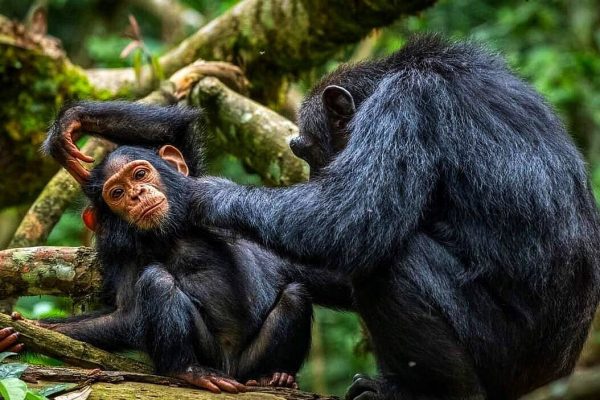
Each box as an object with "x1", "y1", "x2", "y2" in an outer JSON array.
[
  {"x1": 82, "y1": 206, "x2": 97, "y2": 232},
  {"x1": 158, "y1": 145, "x2": 189, "y2": 176},
  {"x1": 322, "y1": 85, "x2": 356, "y2": 118}
]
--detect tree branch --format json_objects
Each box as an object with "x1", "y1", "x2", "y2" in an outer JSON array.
[
  {"x1": 0, "y1": 246, "x2": 100, "y2": 300},
  {"x1": 87, "y1": 0, "x2": 436, "y2": 102},
  {"x1": 190, "y1": 77, "x2": 307, "y2": 186},
  {"x1": 19, "y1": 365, "x2": 337, "y2": 400},
  {"x1": 0, "y1": 313, "x2": 151, "y2": 372}
]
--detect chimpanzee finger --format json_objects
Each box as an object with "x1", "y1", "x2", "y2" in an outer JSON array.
[
  {"x1": 7, "y1": 343, "x2": 24, "y2": 353},
  {"x1": 286, "y1": 374, "x2": 295, "y2": 387},
  {"x1": 245, "y1": 380, "x2": 259, "y2": 386},
  {"x1": 67, "y1": 144, "x2": 95, "y2": 164},
  {"x1": 292, "y1": 382, "x2": 299, "y2": 389},
  {"x1": 0, "y1": 333, "x2": 19, "y2": 351},
  {"x1": 194, "y1": 377, "x2": 221, "y2": 393},
  {"x1": 270, "y1": 372, "x2": 281, "y2": 386},
  {"x1": 66, "y1": 159, "x2": 91, "y2": 184},
  {"x1": 278, "y1": 373, "x2": 289, "y2": 386},
  {"x1": 0, "y1": 328, "x2": 14, "y2": 340},
  {"x1": 62, "y1": 120, "x2": 94, "y2": 163},
  {"x1": 208, "y1": 377, "x2": 244, "y2": 393}
]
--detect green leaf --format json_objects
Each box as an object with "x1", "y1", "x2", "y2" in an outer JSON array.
[
  {"x1": 24, "y1": 391, "x2": 47, "y2": 400},
  {"x1": 0, "y1": 378, "x2": 27, "y2": 400},
  {"x1": 36, "y1": 383, "x2": 76, "y2": 397},
  {"x1": 0, "y1": 364, "x2": 27, "y2": 379},
  {"x1": 0, "y1": 353, "x2": 17, "y2": 363}
]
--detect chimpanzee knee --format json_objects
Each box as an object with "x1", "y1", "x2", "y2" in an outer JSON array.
[{"x1": 134, "y1": 264, "x2": 203, "y2": 374}]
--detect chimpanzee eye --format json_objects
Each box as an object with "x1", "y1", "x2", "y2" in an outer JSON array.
[
  {"x1": 134, "y1": 169, "x2": 148, "y2": 180},
  {"x1": 110, "y1": 188, "x2": 124, "y2": 200}
]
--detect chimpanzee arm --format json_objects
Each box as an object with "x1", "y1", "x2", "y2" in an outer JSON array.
[
  {"x1": 43, "y1": 101, "x2": 201, "y2": 182},
  {"x1": 192, "y1": 73, "x2": 442, "y2": 273},
  {"x1": 39, "y1": 309, "x2": 136, "y2": 351}
]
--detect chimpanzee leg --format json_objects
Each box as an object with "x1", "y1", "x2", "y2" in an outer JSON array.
[
  {"x1": 237, "y1": 283, "x2": 313, "y2": 387},
  {"x1": 134, "y1": 265, "x2": 245, "y2": 394},
  {"x1": 348, "y1": 234, "x2": 485, "y2": 400},
  {"x1": 134, "y1": 264, "x2": 218, "y2": 374}
]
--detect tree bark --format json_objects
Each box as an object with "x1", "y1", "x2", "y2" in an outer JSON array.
[
  {"x1": 0, "y1": 246, "x2": 101, "y2": 300},
  {"x1": 87, "y1": 0, "x2": 436, "y2": 104},
  {"x1": 0, "y1": 313, "x2": 151, "y2": 372},
  {"x1": 190, "y1": 77, "x2": 307, "y2": 186}
]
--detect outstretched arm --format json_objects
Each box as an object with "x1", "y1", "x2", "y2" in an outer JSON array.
[
  {"x1": 192, "y1": 73, "x2": 442, "y2": 273},
  {"x1": 43, "y1": 101, "x2": 201, "y2": 182}
]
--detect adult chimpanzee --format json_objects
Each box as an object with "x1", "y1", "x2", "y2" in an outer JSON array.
[
  {"x1": 35, "y1": 144, "x2": 318, "y2": 392},
  {"x1": 42, "y1": 36, "x2": 600, "y2": 399}
]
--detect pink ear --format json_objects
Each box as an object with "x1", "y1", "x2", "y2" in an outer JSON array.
[
  {"x1": 158, "y1": 145, "x2": 189, "y2": 176},
  {"x1": 82, "y1": 206, "x2": 98, "y2": 232}
]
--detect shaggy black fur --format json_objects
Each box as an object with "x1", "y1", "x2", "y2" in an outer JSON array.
[{"x1": 190, "y1": 36, "x2": 600, "y2": 399}]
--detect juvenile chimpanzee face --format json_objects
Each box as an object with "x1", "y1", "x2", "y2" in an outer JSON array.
[
  {"x1": 102, "y1": 159, "x2": 169, "y2": 230},
  {"x1": 291, "y1": 85, "x2": 356, "y2": 178},
  {"x1": 95, "y1": 144, "x2": 190, "y2": 231}
]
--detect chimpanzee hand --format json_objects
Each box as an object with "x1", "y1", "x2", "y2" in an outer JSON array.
[
  {"x1": 176, "y1": 366, "x2": 246, "y2": 394},
  {"x1": 246, "y1": 372, "x2": 298, "y2": 389},
  {"x1": 346, "y1": 374, "x2": 386, "y2": 400},
  {"x1": 43, "y1": 106, "x2": 95, "y2": 184},
  {"x1": 0, "y1": 328, "x2": 23, "y2": 354}
]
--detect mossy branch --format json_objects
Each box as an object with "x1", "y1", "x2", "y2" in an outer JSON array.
[
  {"x1": 0, "y1": 313, "x2": 151, "y2": 372},
  {"x1": 190, "y1": 77, "x2": 308, "y2": 186},
  {"x1": 19, "y1": 365, "x2": 338, "y2": 400},
  {"x1": 86, "y1": 0, "x2": 436, "y2": 103}
]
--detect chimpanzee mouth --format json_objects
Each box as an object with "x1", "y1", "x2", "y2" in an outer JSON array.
[{"x1": 137, "y1": 199, "x2": 166, "y2": 221}]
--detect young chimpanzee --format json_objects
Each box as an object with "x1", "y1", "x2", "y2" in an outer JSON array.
[{"x1": 37, "y1": 144, "x2": 316, "y2": 392}]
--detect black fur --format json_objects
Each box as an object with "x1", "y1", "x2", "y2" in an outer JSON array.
[
  {"x1": 45, "y1": 145, "x2": 316, "y2": 382},
  {"x1": 190, "y1": 36, "x2": 600, "y2": 399},
  {"x1": 43, "y1": 100, "x2": 354, "y2": 312}
]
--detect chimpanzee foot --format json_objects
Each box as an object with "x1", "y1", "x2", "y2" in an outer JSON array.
[
  {"x1": 0, "y1": 328, "x2": 23, "y2": 353},
  {"x1": 246, "y1": 372, "x2": 298, "y2": 388},
  {"x1": 346, "y1": 374, "x2": 384, "y2": 400},
  {"x1": 176, "y1": 366, "x2": 246, "y2": 394}
]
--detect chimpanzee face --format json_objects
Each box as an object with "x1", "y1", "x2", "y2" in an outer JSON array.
[
  {"x1": 291, "y1": 85, "x2": 356, "y2": 179},
  {"x1": 101, "y1": 159, "x2": 170, "y2": 230},
  {"x1": 95, "y1": 144, "x2": 190, "y2": 231}
]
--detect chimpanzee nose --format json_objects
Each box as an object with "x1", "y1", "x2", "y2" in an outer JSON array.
[
  {"x1": 290, "y1": 136, "x2": 310, "y2": 158},
  {"x1": 131, "y1": 185, "x2": 147, "y2": 200}
]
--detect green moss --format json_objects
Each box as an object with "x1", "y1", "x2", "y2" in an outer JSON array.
[{"x1": 0, "y1": 44, "x2": 124, "y2": 207}]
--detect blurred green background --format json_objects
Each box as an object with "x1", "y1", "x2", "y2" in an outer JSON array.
[{"x1": 1, "y1": 0, "x2": 599, "y2": 396}]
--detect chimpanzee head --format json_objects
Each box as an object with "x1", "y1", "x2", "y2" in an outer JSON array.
[
  {"x1": 82, "y1": 145, "x2": 191, "y2": 233},
  {"x1": 291, "y1": 62, "x2": 385, "y2": 178}
]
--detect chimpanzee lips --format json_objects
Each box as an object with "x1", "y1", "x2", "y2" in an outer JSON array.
[{"x1": 136, "y1": 198, "x2": 166, "y2": 222}]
